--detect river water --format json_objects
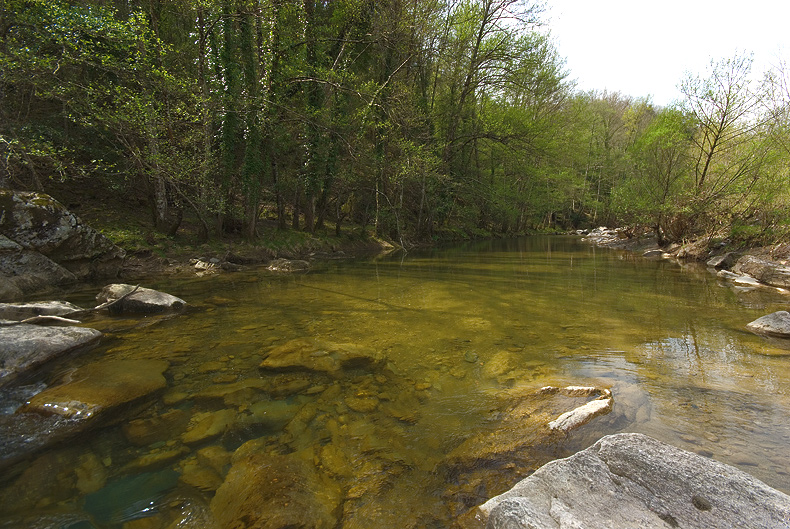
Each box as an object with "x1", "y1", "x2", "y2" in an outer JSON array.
[{"x1": 2, "y1": 236, "x2": 790, "y2": 528}]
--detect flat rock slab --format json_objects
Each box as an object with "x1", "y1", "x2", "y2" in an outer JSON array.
[
  {"x1": 1, "y1": 359, "x2": 168, "y2": 470},
  {"x1": 479, "y1": 433, "x2": 790, "y2": 529},
  {"x1": 747, "y1": 311, "x2": 790, "y2": 338},
  {"x1": 20, "y1": 358, "x2": 169, "y2": 419},
  {"x1": 0, "y1": 324, "x2": 102, "y2": 388}
]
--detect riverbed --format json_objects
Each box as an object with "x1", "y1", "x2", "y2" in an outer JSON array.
[{"x1": 2, "y1": 236, "x2": 789, "y2": 528}]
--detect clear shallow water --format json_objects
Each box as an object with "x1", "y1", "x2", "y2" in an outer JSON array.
[{"x1": 2, "y1": 236, "x2": 790, "y2": 528}]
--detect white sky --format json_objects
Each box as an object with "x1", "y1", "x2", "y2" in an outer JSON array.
[{"x1": 544, "y1": 0, "x2": 790, "y2": 106}]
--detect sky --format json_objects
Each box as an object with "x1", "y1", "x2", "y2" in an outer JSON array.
[{"x1": 544, "y1": 0, "x2": 790, "y2": 106}]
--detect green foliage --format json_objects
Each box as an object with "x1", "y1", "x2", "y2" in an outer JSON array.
[{"x1": 2, "y1": 2, "x2": 789, "y2": 250}]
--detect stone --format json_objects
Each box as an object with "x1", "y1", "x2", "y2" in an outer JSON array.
[
  {"x1": 0, "y1": 301, "x2": 83, "y2": 321},
  {"x1": 260, "y1": 338, "x2": 385, "y2": 376},
  {"x1": 733, "y1": 255, "x2": 790, "y2": 288},
  {"x1": 179, "y1": 458, "x2": 224, "y2": 491},
  {"x1": 482, "y1": 351, "x2": 515, "y2": 380},
  {"x1": 19, "y1": 359, "x2": 169, "y2": 420},
  {"x1": 267, "y1": 258, "x2": 310, "y2": 272},
  {"x1": 123, "y1": 446, "x2": 190, "y2": 473},
  {"x1": 196, "y1": 445, "x2": 232, "y2": 475},
  {"x1": 0, "y1": 324, "x2": 102, "y2": 388},
  {"x1": 747, "y1": 311, "x2": 790, "y2": 338},
  {"x1": 479, "y1": 433, "x2": 790, "y2": 529},
  {"x1": 344, "y1": 394, "x2": 380, "y2": 413},
  {"x1": 707, "y1": 252, "x2": 738, "y2": 270},
  {"x1": 248, "y1": 400, "x2": 304, "y2": 430},
  {"x1": 181, "y1": 409, "x2": 236, "y2": 445},
  {"x1": 96, "y1": 284, "x2": 187, "y2": 314},
  {"x1": 0, "y1": 191, "x2": 125, "y2": 300},
  {"x1": 122, "y1": 409, "x2": 190, "y2": 446},
  {"x1": 210, "y1": 450, "x2": 342, "y2": 529},
  {"x1": 642, "y1": 249, "x2": 665, "y2": 259}
]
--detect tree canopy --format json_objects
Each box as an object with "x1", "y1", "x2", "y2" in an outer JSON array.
[{"x1": 2, "y1": 0, "x2": 789, "y2": 247}]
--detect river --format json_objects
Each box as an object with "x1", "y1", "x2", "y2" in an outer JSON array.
[{"x1": 2, "y1": 236, "x2": 789, "y2": 528}]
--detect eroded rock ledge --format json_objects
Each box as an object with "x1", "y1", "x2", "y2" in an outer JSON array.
[{"x1": 479, "y1": 433, "x2": 790, "y2": 529}]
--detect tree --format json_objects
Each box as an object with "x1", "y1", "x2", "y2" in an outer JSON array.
[{"x1": 678, "y1": 53, "x2": 773, "y2": 237}]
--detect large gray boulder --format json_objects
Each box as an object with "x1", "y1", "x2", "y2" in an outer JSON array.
[
  {"x1": 479, "y1": 433, "x2": 790, "y2": 529},
  {"x1": 0, "y1": 324, "x2": 102, "y2": 388},
  {"x1": 0, "y1": 190, "x2": 126, "y2": 300},
  {"x1": 747, "y1": 311, "x2": 790, "y2": 338}
]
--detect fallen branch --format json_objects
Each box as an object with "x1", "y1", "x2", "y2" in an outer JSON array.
[{"x1": 0, "y1": 315, "x2": 83, "y2": 326}]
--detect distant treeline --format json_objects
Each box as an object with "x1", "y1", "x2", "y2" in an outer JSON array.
[{"x1": 2, "y1": 0, "x2": 789, "y2": 245}]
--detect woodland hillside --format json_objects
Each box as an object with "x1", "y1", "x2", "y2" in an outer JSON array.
[{"x1": 2, "y1": 0, "x2": 790, "y2": 249}]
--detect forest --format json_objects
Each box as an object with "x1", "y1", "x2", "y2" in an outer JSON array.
[{"x1": 2, "y1": 0, "x2": 790, "y2": 248}]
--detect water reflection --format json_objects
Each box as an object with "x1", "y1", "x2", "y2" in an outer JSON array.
[{"x1": 2, "y1": 236, "x2": 790, "y2": 528}]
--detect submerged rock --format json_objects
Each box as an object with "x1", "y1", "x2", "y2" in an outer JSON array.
[
  {"x1": 0, "y1": 359, "x2": 168, "y2": 471},
  {"x1": 479, "y1": 433, "x2": 790, "y2": 529},
  {"x1": 181, "y1": 409, "x2": 237, "y2": 445},
  {"x1": 0, "y1": 324, "x2": 102, "y2": 388},
  {"x1": 442, "y1": 386, "x2": 613, "y2": 473},
  {"x1": 747, "y1": 311, "x2": 790, "y2": 338},
  {"x1": 439, "y1": 385, "x2": 613, "y2": 513},
  {"x1": 96, "y1": 284, "x2": 187, "y2": 314},
  {"x1": 260, "y1": 338, "x2": 385, "y2": 376},
  {"x1": 210, "y1": 450, "x2": 342, "y2": 529}
]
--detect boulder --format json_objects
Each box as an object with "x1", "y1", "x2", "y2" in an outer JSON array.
[
  {"x1": 747, "y1": 311, "x2": 790, "y2": 338},
  {"x1": 479, "y1": 433, "x2": 790, "y2": 529},
  {"x1": 733, "y1": 255, "x2": 790, "y2": 288},
  {"x1": 0, "y1": 324, "x2": 102, "y2": 388},
  {"x1": 96, "y1": 284, "x2": 186, "y2": 314},
  {"x1": 0, "y1": 191, "x2": 125, "y2": 300},
  {"x1": 707, "y1": 252, "x2": 738, "y2": 270},
  {"x1": 0, "y1": 301, "x2": 83, "y2": 321},
  {"x1": 259, "y1": 338, "x2": 385, "y2": 376},
  {"x1": 210, "y1": 450, "x2": 342, "y2": 529}
]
